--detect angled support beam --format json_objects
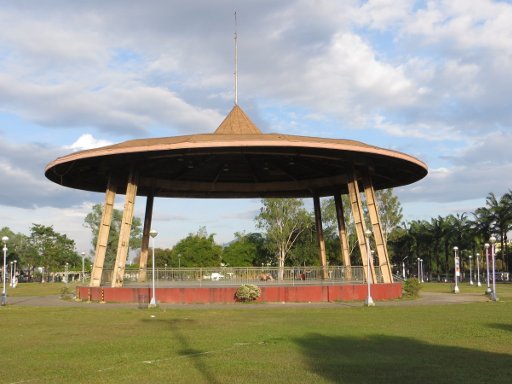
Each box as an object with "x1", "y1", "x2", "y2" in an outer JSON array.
[
  {"x1": 138, "y1": 194, "x2": 154, "y2": 283},
  {"x1": 334, "y1": 193, "x2": 352, "y2": 280},
  {"x1": 112, "y1": 169, "x2": 139, "y2": 287},
  {"x1": 362, "y1": 173, "x2": 393, "y2": 283},
  {"x1": 313, "y1": 196, "x2": 329, "y2": 279},
  {"x1": 90, "y1": 176, "x2": 117, "y2": 287},
  {"x1": 347, "y1": 170, "x2": 377, "y2": 284}
]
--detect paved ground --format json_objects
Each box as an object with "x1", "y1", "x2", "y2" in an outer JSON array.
[{"x1": 6, "y1": 291, "x2": 492, "y2": 309}]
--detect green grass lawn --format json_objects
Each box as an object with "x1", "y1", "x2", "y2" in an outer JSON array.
[
  {"x1": 6, "y1": 281, "x2": 79, "y2": 297},
  {"x1": 1, "y1": 283, "x2": 511, "y2": 384}
]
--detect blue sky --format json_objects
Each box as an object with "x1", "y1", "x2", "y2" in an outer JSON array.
[{"x1": 1, "y1": 0, "x2": 511, "y2": 255}]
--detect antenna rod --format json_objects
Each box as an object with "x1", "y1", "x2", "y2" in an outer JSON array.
[{"x1": 234, "y1": 11, "x2": 238, "y2": 105}]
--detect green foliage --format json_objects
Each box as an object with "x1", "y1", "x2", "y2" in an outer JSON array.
[
  {"x1": 83, "y1": 203, "x2": 142, "y2": 268},
  {"x1": 222, "y1": 232, "x2": 258, "y2": 267},
  {"x1": 256, "y1": 198, "x2": 311, "y2": 278},
  {"x1": 171, "y1": 228, "x2": 222, "y2": 267},
  {"x1": 403, "y1": 278, "x2": 421, "y2": 298},
  {"x1": 234, "y1": 284, "x2": 261, "y2": 301}
]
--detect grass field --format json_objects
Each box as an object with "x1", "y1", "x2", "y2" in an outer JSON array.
[{"x1": 1, "y1": 283, "x2": 511, "y2": 384}]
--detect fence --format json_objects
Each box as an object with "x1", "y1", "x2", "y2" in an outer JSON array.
[{"x1": 98, "y1": 266, "x2": 383, "y2": 286}]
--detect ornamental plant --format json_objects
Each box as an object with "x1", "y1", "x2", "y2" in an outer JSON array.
[
  {"x1": 235, "y1": 284, "x2": 261, "y2": 302},
  {"x1": 403, "y1": 278, "x2": 421, "y2": 298}
]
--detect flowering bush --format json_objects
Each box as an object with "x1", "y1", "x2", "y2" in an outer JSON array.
[{"x1": 235, "y1": 284, "x2": 261, "y2": 302}]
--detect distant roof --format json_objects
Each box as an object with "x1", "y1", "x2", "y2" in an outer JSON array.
[{"x1": 45, "y1": 105, "x2": 428, "y2": 198}]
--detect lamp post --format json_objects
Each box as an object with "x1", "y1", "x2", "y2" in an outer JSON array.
[
  {"x1": 12, "y1": 260, "x2": 17, "y2": 288},
  {"x1": 420, "y1": 258, "x2": 424, "y2": 282},
  {"x1": 484, "y1": 243, "x2": 491, "y2": 294},
  {"x1": 9, "y1": 261, "x2": 13, "y2": 287},
  {"x1": 453, "y1": 246, "x2": 460, "y2": 293},
  {"x1": 468, "y1": 255, "x2": 473, "y2": 285},
  {"x1": 178, "y1": 253, "x2": 182, "y2": 269},
  {"x1": 364, "y1": 229, "x2": 375, "y2": 306},
  {"x1": 476, "y1": 252, "x2": 481, "y2": 287},
  {"x1": 402, "y1": 255, "x2": 408, "y2": 280},
  {"x1": 2, "y1": 236, "x2": 8, "y2": 305},
  {"x1": 81, "y1": 252, "x2": 85, "y2": 283},
  {"x1": 149, "y1": 229, "x2": 158, "y2": 307},
  {"x1": 65, "y1": 262, "x2": 69, "y2": 284},
  {"x1": 417, "y1": 258, "x2": 421, "y2": 281},
  {"x1": 490, "y1": 235, "x2": 498, "y2": 301}
]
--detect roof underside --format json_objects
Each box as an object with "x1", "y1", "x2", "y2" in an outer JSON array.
[{"x1": 44, "y1": 105, "x2": 428, "y2": 198}]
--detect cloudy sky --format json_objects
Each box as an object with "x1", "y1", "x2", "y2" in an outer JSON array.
[{"x1": 1, "y1": 0, "x2": 511, "y2": 254}]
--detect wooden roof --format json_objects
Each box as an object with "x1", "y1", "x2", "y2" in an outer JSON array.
[{"x1": 45, "y1": 105, "x2": 428, "y2": 198}]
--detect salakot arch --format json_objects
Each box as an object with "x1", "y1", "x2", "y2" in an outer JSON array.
[{"x1": 45, "y1": 104, "x2": 428, "y2": 289}]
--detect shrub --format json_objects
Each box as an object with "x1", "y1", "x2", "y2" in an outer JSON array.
[
  {"x1": 403, "y1": 278, "x2": 421, "y2": 298},
  {"x1": 235, "y1": 284, "x2": 261, "y2": 302},
  {"x1": 60, "y1": 286, "x2": 73, "y2": 300}
]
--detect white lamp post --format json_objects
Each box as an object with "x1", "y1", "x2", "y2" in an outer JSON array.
[
  {"x1": 402, "y1": 255, "x2": 408, "y2": 280},
  {"x1": 149, "y1": 229, "x2": 158, "y2": 307},
  {"x1": 420, "y1": 258, "x2": 425, "y2": 282},
  {"x1": 81, "y1": 252, "x2": 85, "y2": 283},
  {"x1": 490, "y1": 236, "x2": 498, "y2": 301},
  {"x1": 484, "y1": 243, "x2": 491, "y2": 294},
  {"x1": 468, "y1": 255, "x2": 473, "y2": 285},
  {"x1": 453, "y1": 246, "x2": 460, "y2": 293},
  {"x1": 65, "y1": 262, "x2": 69, "y2": 284},
  {"x1": 364, "y1": 229, "x2": 375, "y2": 306},
  {"x1": 417, "y1": 258, "x2": 420, "y2": 281},
  {"x1": 475, "y1": 252, "x2": 481, "y2": 287},
  {"x1": 2, "y1": 236, "x2": 9, "y2": 305},
  {"x1": 12, "y1": 260, "x2": 17, "y2": 288},
  {"x1": 9, "y1": 261, "x2": 13, "y2": 287}
]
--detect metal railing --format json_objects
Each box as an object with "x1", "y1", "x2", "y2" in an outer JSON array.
[{"x1": 98, "y1": 266, "x2": 384, "y2": 286}]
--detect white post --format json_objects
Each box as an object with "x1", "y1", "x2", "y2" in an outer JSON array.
[
  {"x1": 2, "y1": 236, "x2": 8, "y2": 305},
  {"x1": 476, "y1": 252, "x2": 481, "y2": 287},
  {"x1": 402, "y1": 255, "x2": 408, "y2": 280},
  {"x1": 469, "y1": 255, "x2": 473, "y2": 285},
  {"x1": 364, "y1": 229, "x2": 375, "y2": 307},
  {"x1": 65, "y1": 263, "x2": 69, "y2": 284},
  {"x1": 484, "y1": 243, "x2": 491, "y2": 294},
  {"x1": 12, "y1": 260, "x2": 17, "y2": 288},
  {"x1": 453, "y1": 246, "x2": 460, "y2": 293},
  {"x1": 149, "y1": 229, "x2": 158, "y2": 307},
  {"x1": 490, "y1": 236, "x2": 498, "y2": 301},
  {"x1": 9, "y1": 261, "x2": 13, "y2": 287}
]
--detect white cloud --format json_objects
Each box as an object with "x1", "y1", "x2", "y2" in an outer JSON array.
[{"x1": 67, "y1": 134, "x2": 112, "y2": 151}]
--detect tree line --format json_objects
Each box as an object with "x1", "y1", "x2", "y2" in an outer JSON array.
[{"x1": 1, "y1": 189, "x2": 510, "y2": 279}]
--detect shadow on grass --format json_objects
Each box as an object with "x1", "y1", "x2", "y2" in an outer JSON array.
[
  {"x1": 294, "y1": 333, "x2": 511, "y2": 384},
  {"x1": 143, "y1": 318, "x2": 221, "y2": 384},
  {"x1": 488, "y1": 323, "x2": 512, "y2": 333}
]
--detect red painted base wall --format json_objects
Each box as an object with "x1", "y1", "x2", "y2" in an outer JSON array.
[{"x1": 76, "y1": 283, "x2": 402, "y2": 304}]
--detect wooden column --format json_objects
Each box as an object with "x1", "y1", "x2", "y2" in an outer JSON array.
[
  {"x1": 111, "y1": 169, "x2": 139, "y2": 287},
  {"x1": 90, "y1": 177, "x2": 117, "y2": 287},
  {"x1": 347, "y1": 170, "x2": 376, "y2": 283},
  {"x1": 334, "y1": 193, "x2": 352, "y2": 280},
  {"x1": 362, "y1": 173, "x2": 393, "y2": 283},
  {"x1": 313, "y1": 196, "x2": 329, "y2": 279},
  {"x1": 138, "y1": 194, "x2": 154, "y2": 283}
]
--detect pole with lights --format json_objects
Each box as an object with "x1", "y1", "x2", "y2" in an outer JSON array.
[
  {"x1": 2, "y1": 236, "x2": 9, "y2": 305},
  {"x1": 468, "y1": 255, "x2": 473, "y2": 285},
  {"x1": 364, "y1": 229, "x2": 375, "y2": 306},
  {"x1": 453, "y1": 246, "x2": 460, "y2": 293},
  {"x1": 149, "y1": 229, "x2": 158, "y2": 307},
  {"x1": 484, "y1": 243, "x2": 491, "y2": 294},
  {"x1": 475, "y1": 252, "x2": 481, "y2": 287},
  {"x1": 490, "y1": 235, "x2": 498, "y2": 301}
]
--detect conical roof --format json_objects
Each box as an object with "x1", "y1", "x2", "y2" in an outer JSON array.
[{"x1": 214, "y1": 105, "x2": 261, "y2": 134}]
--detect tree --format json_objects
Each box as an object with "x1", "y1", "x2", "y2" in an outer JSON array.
[
  {"x1": 83, "y1": 203, "x2": 143, "y2": 268},
  {"x1": 170, "y1": 228, "x2": 222, "y2": 267},
  {"x1": 28, "y1": 224, "x2": 80, "y2": 280},
  {"x1": 375, "y1": 189, "x2": 403, "y2": 244},
  {"x1": 222, "y1": 232, "x2": 258, "y2": 267},
  {"x1": 256, "y1": 198, "x2": 311, "y2": 280}
]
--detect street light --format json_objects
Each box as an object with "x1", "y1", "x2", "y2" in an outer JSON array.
[
  {"x1": 149, "y1": 229, "x2": 158, "y2": 307},
  {"x1": 402, "y1": 255, "x2": 408, "y2": 280},
  {"x1": 468, "y1": 255, "x2": 473, "y2": 285},
  {"x1": 420, "y1": 258, "x2": 424, "y2": 283},
  {"x1": 2, "y1": 236, "x2": 9, "y2": 305},
  {"x1": 490, "y1": 235, "x2": 498, "y2": 301},
  {"x1": 475, "y1": 252, "x2": 481, "y2": 287},
  {"x1": 417, "y1": 258, "x2": 421, "y2": 281},
  {"x1": 81, "y1": 252, "x2": 86, "y2": 283},
  {"x1": 13, "y1": 260, "x2": 17, "y2": 287},
  {"x1": 65, "y1": 262, "x2": 69, "y2": 284},
  {"x1": 453, "y1": 246, "x2": 460, "y2": 293},
  {"x1": 9, "y1": 261, "x2": 13, "y2": 287},
  {"x1": 364, "y1": 229, "x2": 375, "y2": 307},
  {"x1": 484, "y1": 243, "x2": 491, "y2": 294}
]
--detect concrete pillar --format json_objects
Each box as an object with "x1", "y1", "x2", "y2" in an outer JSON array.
[
  {"x1": 111, "y1": 169, "x2": 139, "y2": 287},
  {"x1": 313, "y1": 196, "x2": 329, "y2": 279},
  {"x1": 362, "y1": 173, "x2": 393, "y2": 283},
  {"x1": 347, "y1": 170, "x2": 376, "y2": 284},
  {"x1": 138, "y1": 194, "x2": 154, "y2": 283},
  {"x1": 90, "y1": 177, "x2": 117, "y2": 287}
]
